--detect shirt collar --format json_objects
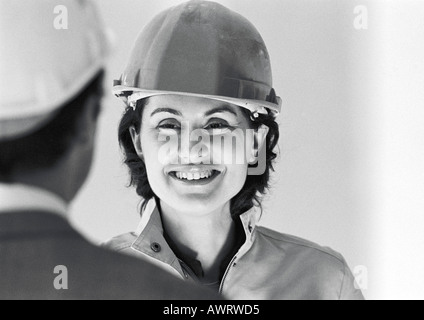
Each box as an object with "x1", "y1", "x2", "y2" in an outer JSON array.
[
  {"x1": 0, "y1": 183, "x2": 68, "y2": 218},
  {"x1": 135, "y1": 199, "x2": 260, "y2": 238},
  {"x1": 131, "y1": 199, "x2": 260, "y2": 275}
]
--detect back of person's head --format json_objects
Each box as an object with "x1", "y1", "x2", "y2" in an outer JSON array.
[
  {"x1": 0, "y1": 72, "x2": 104, "y2": 182},
  {"x1": 0, "y1": 0, "x2": 110, "y2": 185}
]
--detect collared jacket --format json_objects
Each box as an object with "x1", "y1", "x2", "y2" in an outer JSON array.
[{"x1": 106, "y1": 200, "x2": 364, "y2": 300}]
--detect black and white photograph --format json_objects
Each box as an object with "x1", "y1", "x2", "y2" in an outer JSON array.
[{"x1": 1, "y1": 0, "x2": 423, "y2": 303}]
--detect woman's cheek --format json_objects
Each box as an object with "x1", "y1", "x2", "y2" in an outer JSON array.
[
  {"x1": 226, "y1": 164, "x2": 249, "y2": 188},
  {"x1": 219, "y1": 132, "x2": 252, "y2": 167},
  {"x1": 141, "y1": 130, "x2": 170, "y2": 165}
]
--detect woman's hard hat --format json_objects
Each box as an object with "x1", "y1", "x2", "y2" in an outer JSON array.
[
  {"x1": 0, "y1": 0, "x2": 111, "y2": 141},
  {"x1": 113, "y1": 0, "x2": 281, "y2": 116}
]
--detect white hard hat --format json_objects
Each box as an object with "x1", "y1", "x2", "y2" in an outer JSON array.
[{"x1": 0, "y1": 0, "x2": 111, "y2": 141}]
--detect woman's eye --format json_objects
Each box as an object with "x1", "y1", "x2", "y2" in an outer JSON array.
[
  {"x1": 159, "y1": 124, "x2": 179, "y2": 129},
  {"x1": 157, "y1": 120, "x2": 181, "y2": 130},
  {"x1": 205, "y1": 120, "x2": 231, "y2": 130},
  {"x1": 207, "y1": 123, "x2": 225, "y2": 129}
]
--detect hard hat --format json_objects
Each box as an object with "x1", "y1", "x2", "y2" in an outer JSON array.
[
  {"x1": 0, "y1": 0, "x2": 111, "y2": 141},
  {"x1": 113, "y1": 0, "x2": 281, "y2": 116}
]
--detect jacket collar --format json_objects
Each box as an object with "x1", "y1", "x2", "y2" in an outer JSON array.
[
  {"x1": 0, "y1": 183, "x2": 68, "y2": 218},
  {"x1": 131, "y1": 202, "x2": 184, "y2": 275},
  {"x1": 130, "y1": 199, "x2": 260, "y2": 276},
  {"x1": 0, "y1": 211, "x2": 75, "y2": 238}
]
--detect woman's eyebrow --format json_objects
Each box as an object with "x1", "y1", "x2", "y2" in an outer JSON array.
[
  {"x1": 204, "y1": 106, "x2": 238, "y2": 117},
  {"x1": 150, "y1": 108, "x2": 182, "y2": 117},
  {"x1": 150, "y1": 106, "x2": 237, "y2": 117}
]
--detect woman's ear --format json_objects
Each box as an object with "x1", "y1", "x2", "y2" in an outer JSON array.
[
  {"x1": 129, "y1": 125, "x2": 144, "y2": 160},
  {"x1": 249, "y1": 124, "x2": 269, "y2": 164}
]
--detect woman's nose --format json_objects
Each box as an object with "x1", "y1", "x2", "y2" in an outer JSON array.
[{"x1": 179, "y1": 129, "x2": 211, "y2": 165}]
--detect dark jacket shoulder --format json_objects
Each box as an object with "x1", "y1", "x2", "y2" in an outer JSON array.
[{"x1": 0, "y1": 212, "x2": 219, "y2": 300}]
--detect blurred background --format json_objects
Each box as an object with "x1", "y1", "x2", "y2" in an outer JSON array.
[{"x1": 69, "y1": 0, "x2": 424, "y2": 299}]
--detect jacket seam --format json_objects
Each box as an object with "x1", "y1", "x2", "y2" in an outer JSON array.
[
  {"x1": 257, "y1": 228, "x2": 345, "y2": 265},
  {"x1": 130, "y1": 245, "x2": 183, "y2": 277},
  {"x1": 114, "y1": 243, "x2": 133, "y2": 252}
]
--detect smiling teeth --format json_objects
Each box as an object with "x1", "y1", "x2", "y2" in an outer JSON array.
[{"x1": 175, "y1": 170, "x2": 213, "y2": 180}]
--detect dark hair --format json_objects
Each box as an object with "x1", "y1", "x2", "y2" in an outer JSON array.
[
  {"x1": 0, "y1": 71, "x2": 104, "y2": 182},
  {"x1": 118, "y1": 99, "x2": 279, "y2": 218}
]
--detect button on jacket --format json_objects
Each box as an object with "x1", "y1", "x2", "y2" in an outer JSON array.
[
  {"x1": 0, "y1": 184, "x2": 220, "y2": 300},
  {"x1": 105, "y1": 199, "x2": 364, "y2": 300}
]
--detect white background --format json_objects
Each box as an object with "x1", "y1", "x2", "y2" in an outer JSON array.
[{"x1": 69, "y1": 0, "x2": 424, "y2": 300}]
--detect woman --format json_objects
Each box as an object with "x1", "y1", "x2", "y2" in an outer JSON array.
[{"x1": 107, "y1": 1, "x2": 364, "y2": 300}]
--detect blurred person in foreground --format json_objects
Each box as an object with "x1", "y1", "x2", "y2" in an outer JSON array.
[{"x1": 0, "y1": 0, "x2": 220, "y2": 300}]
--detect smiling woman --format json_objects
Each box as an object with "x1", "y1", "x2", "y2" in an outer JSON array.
[
  {"x1": 119, "y1": 95, "x2": 278, "y2": 219},
  {"x1": 105, "y1": 0, "x2": 364, "y2": 300}
]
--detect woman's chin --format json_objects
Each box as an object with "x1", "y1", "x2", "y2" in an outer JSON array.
[{"x1": 162, "y1": 194, "x2": 224, "y2": 214}]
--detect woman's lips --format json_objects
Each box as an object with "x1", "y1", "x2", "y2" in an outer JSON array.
[
  {"x1": 166, "y1": 165, "x2": 225, "y2": 185},
  {"x1": 168, "y1": 169, "x2": 222, "y2": 185}
]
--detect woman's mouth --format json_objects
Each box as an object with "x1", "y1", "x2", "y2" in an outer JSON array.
[{"x1": 168, "y1": 169, "x2": 222, "y2": 185}]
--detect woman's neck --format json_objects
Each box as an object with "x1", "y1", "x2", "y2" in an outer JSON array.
[{"x1": 159, "y1": 201, "x2": 237, "y2": 283}]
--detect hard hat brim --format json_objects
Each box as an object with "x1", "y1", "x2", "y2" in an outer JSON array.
[{"x1": 113, "y1": 86, "x2": 281, "y2": 115}]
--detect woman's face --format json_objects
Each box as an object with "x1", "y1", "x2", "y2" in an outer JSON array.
[{"x1": 130, "y1": 94, "x2": 258, "y2": 215}]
